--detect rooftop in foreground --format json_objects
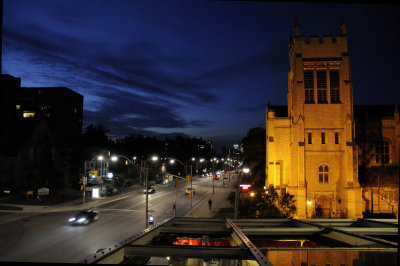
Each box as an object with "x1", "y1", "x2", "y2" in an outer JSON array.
[{"x1": 83, "y1": 217, "x2": 398, "y2": 265}]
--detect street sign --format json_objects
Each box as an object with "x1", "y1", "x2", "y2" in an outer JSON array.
[{"x1": 37, "y1": 187, "x2": 49, "y2": 196}]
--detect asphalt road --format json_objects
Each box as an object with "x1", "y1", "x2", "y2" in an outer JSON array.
[{"x1": 0, "y1": 175, "x2": 221, "y2": 263}]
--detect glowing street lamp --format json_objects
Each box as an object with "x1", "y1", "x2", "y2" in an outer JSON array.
[{"x1": 144, "y1": 155, "x2": 158, "y2": 228}]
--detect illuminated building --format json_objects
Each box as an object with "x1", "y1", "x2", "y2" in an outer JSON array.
[{"x1": 265, "y1": 18, "x2": 399, "y2": 218}]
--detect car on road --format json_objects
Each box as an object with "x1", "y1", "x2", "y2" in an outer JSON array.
[
  {"x1": 143, "y1": 185, "x2": 156, "y2": 194},
  {"x1": 68, "y1": 209, "x2": 100, "y2": 225},
  {"x1": 185, "y1": 188, "x2": 195, "y2": 195},
  {"x1": 124, "y1": 181, "x2": 133, "y2": 187}
]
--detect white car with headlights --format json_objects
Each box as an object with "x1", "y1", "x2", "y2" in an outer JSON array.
[{"x1": 68, "y1": 209, "x2": 100, "y2": 225}]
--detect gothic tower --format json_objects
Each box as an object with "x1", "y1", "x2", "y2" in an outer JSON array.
[{"x1": 266, "y1": 18, "x2": 362, "y2": 218}]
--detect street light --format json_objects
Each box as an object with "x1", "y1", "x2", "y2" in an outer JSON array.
[
  {"x1": 144, "y1": 155, "x2": 158, "y2": 228},
  {"x1": 169, "y1": 157, "x2": 194, "y2": 215}
]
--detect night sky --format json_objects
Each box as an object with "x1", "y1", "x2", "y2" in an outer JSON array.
[{"x1": 2, "y1": 1, "x2": 400, "y2": 152}]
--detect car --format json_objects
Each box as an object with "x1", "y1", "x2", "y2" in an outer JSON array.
[
  {"x1": 185, "y1": 188, "x2": 195, "y2": 195},
  {"x1": 143, "y1": 186, "x2": 156, "y2": 194},
  {"x1": 124, "y1": 181, "x2": 133, "y2": 187},
  {"x1": 106, "y1": 186, "x2": 118, "y2": 195},
  {"x1": 68, "y1": 209, "x2": 100, "y2": 225}
]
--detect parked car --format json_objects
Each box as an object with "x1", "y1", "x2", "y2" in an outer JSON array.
[
  {"x1": 124, "y1": 181, "x2": 133, "y2": 187},
  {"x1": 185, "y1": 188, "x2": 195, "y2": 195},
  {"x1": 68, "y1": 209, "x2": 100, "y2": 225},
  {"x1": 106, "y1": 186, "x2": 118, "y2": 195},
  {"x1": 143, "y1": 186, "x2": 156, "y2": 194}
]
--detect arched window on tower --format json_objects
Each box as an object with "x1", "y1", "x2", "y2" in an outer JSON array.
[
  {"x1": 304, "y1": 70, "x2": 314, "y2": 104},
  {"x1": 375, "y1": 139, "x2": 389, "y2": 164},
  {"x1": 319, "y1": 164, "x2": 329, "y2": 183},
  {"x1": 330, "y1": 70, "x2": 341, "y2": 103}
]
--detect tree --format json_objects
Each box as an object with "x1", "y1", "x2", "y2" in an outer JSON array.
[
  {"x1": 83, "y1": 124, "x2": 114, "y2": 150},
  {"x1": 239, "y1": 187, "x2": 297, "y2": 218},
  {"x1": 240, "y1": 127, "x2": 266, "y2": 187}
]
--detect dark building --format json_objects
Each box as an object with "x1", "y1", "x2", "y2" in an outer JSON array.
[{"x1": 0, "y1": 74, "x2": 83, "y2": 194}]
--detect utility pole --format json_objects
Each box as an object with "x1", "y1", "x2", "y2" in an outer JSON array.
[
  {"x1": 190, "y1": 165, "x2": 193, "y2": 214},
  {"x1": 145, "y1": 165, "x2": 148, "y2": 228},
  {"x1": 83, "y1": 161, "x2": 86, "y2": 206}
]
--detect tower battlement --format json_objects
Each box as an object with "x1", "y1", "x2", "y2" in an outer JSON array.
[{"x1": 290, "y1": 18, "x2": 348, "y2": 56}]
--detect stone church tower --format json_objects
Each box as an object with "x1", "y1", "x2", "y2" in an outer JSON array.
[{"x1": 266, "y1": 18, "x2": 362, "y2": 218}]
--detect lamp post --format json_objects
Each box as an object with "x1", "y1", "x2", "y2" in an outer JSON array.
[
  {"x1": 144, "y1": 156, "x2": 158, "y2": 228},
  {"x1": 169, "y1": 158, "x2": 194, "y2": 214}
]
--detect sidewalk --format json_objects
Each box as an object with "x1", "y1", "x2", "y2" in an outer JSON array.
[{"x1": 185, "y1": 186, "x2": 235, "y2": 218}]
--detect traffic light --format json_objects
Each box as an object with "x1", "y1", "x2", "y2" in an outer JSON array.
[{"x1": 89, "y1": 170, "x2": 98, "y2": 178}]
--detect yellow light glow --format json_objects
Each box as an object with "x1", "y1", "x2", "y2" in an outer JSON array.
[{"x1": 23, "y1": 112, "x2": 35, "y2": 118}]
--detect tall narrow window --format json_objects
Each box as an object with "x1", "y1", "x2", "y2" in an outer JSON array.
[
  {"x1": 321, "y1": 132, "x2": 326, "y2": 144},
  {"x1": 308, "y1": 132, "x2": 312, "y2": 144},
  {"x1": 319, "y1": 165, "x2": 329, "y2": 183},
  {"x1": 304, "y1": 70, "x2": 314, "y2": 103},
  {"x1": 330, "y1": 70, "x2": 341, "y2": 103},
  {"x1": 317, "y1": 70, "x2": 327, "y2": 103},
  {"x1": 335, "y1": 132, "x2": 339, "y2": 144},
  {"x1": 375, "y1": 140, "x2": 389, "y2": 164}
]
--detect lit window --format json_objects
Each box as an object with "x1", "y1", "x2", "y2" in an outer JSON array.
[
  {"x1": 375, "y1": 140, "x2": 389, "y2": 164},
  {"x1": 319, "y1": 165, "x2": 329, "y2": 183},
  {"x1": 16, "y1": 105, "x2": 21, "y2": 109},
  {"x1": 23, "y1": 112, "x2": 36, "y2": 118}
]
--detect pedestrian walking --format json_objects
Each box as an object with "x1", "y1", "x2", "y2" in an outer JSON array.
[{"x1": 208, "y1": 198, "x2": 212, "y2": 210}]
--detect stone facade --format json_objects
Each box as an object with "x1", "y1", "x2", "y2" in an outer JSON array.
[{"x1": 266, "y1": 18, "x2": 363, "y2": 218}]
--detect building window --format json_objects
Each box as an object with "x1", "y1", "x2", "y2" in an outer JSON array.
[
  {"x1": 321, "y1": 132, "x2": 326, "y2": 144},
  {"x1": 375, "y1": 140, "x2": 389, "y2": 164},
  {"x1": 23, "y1": 111, "x2": 36, "y2": 118},
  {"x1": 319, "y1": 164, "x2": 329, "y2": 183},
  {"x1": 317, "y1": 70, "x2": 327, "y2": 103},
  {"x1": 330, "y1": 70, "x2": 341, "y2": 103},
  {"x1": 16, "y1": 104, "x2": 21, "y2": 109},
  {"x1": 304, "y1": 70, "x2": 314, "y2": 103},
  {"x1": 308, "y1": 132, "x2": 312, "y2": 144},
  {"x1": 335, "y1": 132, "x2": 339, "y2": 144}
]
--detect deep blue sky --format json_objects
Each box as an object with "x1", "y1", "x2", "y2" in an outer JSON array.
[{"x1": 2, "y1": 1, "x2": 400, "y2": 152}]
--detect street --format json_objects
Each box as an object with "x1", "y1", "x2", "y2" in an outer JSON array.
[{"x1": 0, "y1": 175, "x2": 231, "y2": 263}]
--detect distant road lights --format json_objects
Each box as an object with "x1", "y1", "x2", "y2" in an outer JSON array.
[
  {"x1": 243, "y1": 168, "x2": 250, "y2": 174},
  {"x1": 199, "y1": 158, "x2": 204, "y2": 162},
  {"x1": 111, "y1": 156, "x2": 118, "y2": 162},
  {"x1": 97, "y1": 155, "x2": 104, "y2": 161},
  {"x1": 151, "y1": 156, "x2": 158, "y2": 161},
  {"x1": 169, "y1": 159, "x2": 175, "y2": 164}
]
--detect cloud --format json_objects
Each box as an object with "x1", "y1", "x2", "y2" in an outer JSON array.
[{"x1": 4, "y1": 24, "x2": 218, "y2": 139}]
